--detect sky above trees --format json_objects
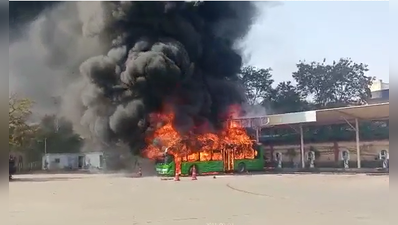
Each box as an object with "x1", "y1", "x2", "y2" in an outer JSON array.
[{"x1": 244, "y1": 1, "x2": 389, "y2": 84}]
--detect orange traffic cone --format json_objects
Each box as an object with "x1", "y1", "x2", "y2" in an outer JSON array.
[
  {"x1": 138, "y1": 166, "x2": 142, "y2": 177},
  {"x1": 191, "y1": 167, "x2": 198, "y2": 180},
  {"x1": 174, "y1": 172, "x2": 180, "y2": 181}
]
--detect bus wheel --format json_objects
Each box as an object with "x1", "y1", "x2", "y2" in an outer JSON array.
[
  {"x1": 237, "y1": 163, "x2": 247, "y2": 173},
  {"x1": 189, "y1": 165, "x2": 198, "y2": 176}
]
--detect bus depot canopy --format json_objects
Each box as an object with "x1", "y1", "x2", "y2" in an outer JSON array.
[
  {"x1": 233, "y1": 111, "x2": 317, "y2": 129},
  {"x1": 315, "y1": 102, "x2": 389, "y2": 125},
  {"x1": 242, "y1": 102, "x2": 390, "y2": 128},
  {"x1": 267, "y1": 111, "x2": 317, "y2": 126},
  {"x1": 315, "y1": 103, "x2": 389, "y2": 169},
  {"x1": 234, "y1": 102, "x2": 389, "y2": 169}
]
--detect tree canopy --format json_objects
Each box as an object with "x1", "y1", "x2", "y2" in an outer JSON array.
[
  {"x1": 27, "y1": 115, "x2": 84, "y2": 161},
  {"x1": 292, "y1": 58, "x2": 374, "y2": 108},
  {"x1": 239, "y1": 58, "x2": 376, "y2": 112},
  {"x1": 9, "y1": 94, "x2": 37, "y2": 149},
  {"x1": 270, "y1": 81, "x2": 309, "y2": 114},
  {"x1": 237, "y1": 66, "x2": 274, "y2": 105},
  {"x1": 9, "y1": 94, "x2": 82, "y2": 162}
]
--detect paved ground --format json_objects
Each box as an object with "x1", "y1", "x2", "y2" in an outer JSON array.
[{"x1": 9, "y1": 173, "x2": 388, "y2": 225}]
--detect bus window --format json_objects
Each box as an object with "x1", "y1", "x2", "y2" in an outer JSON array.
[
  {"x1": 235, "y1": 148, "x2": 244, "y2": 160},
  {"x1": 254, "y1": 145, "x2": 262, "y2": 159},
  {"x1": 155, "y1": 156, "x2": 164, "y2": 164},
  {"x1": 200, "y1": 152, "x2": 212, "y2": 161},
  {"x1": 187, "y1": 153, "x2": 199, "y2": 162},
  {"x1": 212, "y1": 150, "x2": 222, "y2": 161}
]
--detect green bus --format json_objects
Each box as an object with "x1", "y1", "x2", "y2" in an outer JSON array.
[{"x1": 155, "y1": 143, "x2": 264, "y2": 176}]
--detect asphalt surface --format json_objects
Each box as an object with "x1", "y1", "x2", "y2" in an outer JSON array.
[{"x1": 9, "y1": 173, "x2": 389, "y2": 225}]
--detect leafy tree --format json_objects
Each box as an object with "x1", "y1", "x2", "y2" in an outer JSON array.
[
  {"x1": 9, "y1": 94, "x2": 37, "y2": 149},
  {"x1": 27, "y1": 115, "x2": 83, "y2": 161},
  {"x1": 38, "y1": 115, "x2": 82, "y2": 150},
  {"x1": 238, "y1": 66, "x2": 274, "y2": 105},
  {"x1": 270, "y1": 81, "x2": 309, "y2": 113},
  {"x1": 292, "y1": 58, "x2": 375, "y2": 108}
]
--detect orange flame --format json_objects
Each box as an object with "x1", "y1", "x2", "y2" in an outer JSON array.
[{"x1": 143, "y1": 105, "x2": 256, "y2": 164}]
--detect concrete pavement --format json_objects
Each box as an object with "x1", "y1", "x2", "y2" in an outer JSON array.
[{"x1": 9, "y1": 173, "x2": 389, "y2": 225}]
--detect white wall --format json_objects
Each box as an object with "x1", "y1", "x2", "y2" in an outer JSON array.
[
  {"x1": 370, "y1": 79, "x2": 389, "y2": 92},
  {"x1": 42, "y1": 153, "x2": 81, "y2": 170},
  {"x1": 42, "y1": 152, "x2": 105, "y2": 170},
  {"x1": 84, "y1": 152, "x2": 104, "y2": 169}
]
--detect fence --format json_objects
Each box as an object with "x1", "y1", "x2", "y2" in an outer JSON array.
[{"x1": 16, "y1": 161, "x2": 42, "y2": 172}]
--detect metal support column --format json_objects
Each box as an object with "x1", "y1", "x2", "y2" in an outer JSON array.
[
  {"x1": 255, "y1": 128, "x2": 260, "y2": 143},
  {"x1": 44, "y1": 138, "x2": 47, "y2": 154},
  {"x1": 355, "y1": 118, "x2": 361, "y2": 168},
  {"x1": 300, "y1": 124, "x2": 305, "y2": 168}
]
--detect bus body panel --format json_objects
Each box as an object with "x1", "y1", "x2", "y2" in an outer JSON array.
[
  {"x1": 181, "y1": 161, "x2": 224, "y2": 175},
  {"x1": 234, "y1": 159, "x2": 264, "y2": 171},
  {"x1": 155, "y1": 144, "x2": 264, "y2": 176},
  {"x1": 156, "y1": 161, "x2": 224, "y2": 176},
  {"x1": 156, "y1": 163, "x2": 175, "y2": 176},
  {"x1": 234, "y1": 145, "x2": 265, "y2": 171}
]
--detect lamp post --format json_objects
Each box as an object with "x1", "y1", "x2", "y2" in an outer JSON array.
[
  {"x1": 44, "y1": 137, "x2": 47, "y2": 155},
  {"x1": 52, "y1": 96, "x2": 60, "y2": 132},
  {"x1": 37, "y1": 138, "x2": 47, "y2": 154}
]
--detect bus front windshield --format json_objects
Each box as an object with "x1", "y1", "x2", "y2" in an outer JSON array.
[{"x1": 164, "y1": 154, "x2": 174, "y2": 164}]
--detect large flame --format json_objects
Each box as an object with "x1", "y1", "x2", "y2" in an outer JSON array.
[{"x1": 143, "y1": 105, "x2": 256, "y2": 166}]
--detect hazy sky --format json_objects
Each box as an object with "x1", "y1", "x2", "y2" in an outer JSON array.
[{"x1": 244, "y1": 1, "x2": 389, "y2": 85}]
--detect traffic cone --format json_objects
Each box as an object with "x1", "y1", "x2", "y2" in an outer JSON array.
[
  {"x1": 138, "y1": 166, "x2": 142, "y2": 177},
  {"x1": 174, "y1": 172, "x2": 180, "y2": 181},
  {"x1": 191, "y1": 166, "x2": 197, "y2": 180}
]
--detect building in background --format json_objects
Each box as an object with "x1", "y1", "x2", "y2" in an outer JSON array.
[
  {"x1": 84, "y1": 152, "x2": 105, "y2": 169},
  {"x1": 368, "y1": 79, "x2": 389, "y2": 104},
  {"x1": 42, "y1": 153, "x2": 82, "y2": 170},
  {"x1": 42, "y1": 152, "x2": 105, "y2": 171}
]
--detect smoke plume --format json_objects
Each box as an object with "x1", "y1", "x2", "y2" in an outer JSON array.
[{"x1": 10, "y1": 2, "x2": 260, "y2": 155}]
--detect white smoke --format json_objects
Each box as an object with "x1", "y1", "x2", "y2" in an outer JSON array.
[{"x1": 242, "y1": 103, "x2": 268, "y2": 118}]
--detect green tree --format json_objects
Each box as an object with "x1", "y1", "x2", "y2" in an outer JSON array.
[
  {"x1": 292, "y1": 58, "x2": 375, "y2": 108},
  {"x1": 238, "y1": 66, "x2": 274, "y2": 105},
  {"x1": 9, "y1": 94, "x2": 37, "y2": 149},
  {"x1": 270, "y1": 81, "x2": 309, "y2": 113},
  {"x1": 28, "y1": 115, "x2": 83, "y2": 161}
]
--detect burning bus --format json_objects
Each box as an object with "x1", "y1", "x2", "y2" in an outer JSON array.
[
  {"x1": 143, "y1": 112, "x2": 266, "y2": 176},
  {"x1": 155, "y1": 140, "x2": 264, "y2": 176}
]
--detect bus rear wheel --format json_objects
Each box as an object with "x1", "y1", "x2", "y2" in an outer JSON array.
[
  {"x1": 237, "y1": 162, "x2": 247, "y2": 173},
  {"x1": 189, "y1": 165, "x2": 199, "y2": 176}
]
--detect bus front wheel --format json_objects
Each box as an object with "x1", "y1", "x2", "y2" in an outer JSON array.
[
  {"x1": 237, "y1": 163, "x2": 247, "y2": 173},
  {"x1": 189, "y1": 165, "x2": 199, "y2": 176}
]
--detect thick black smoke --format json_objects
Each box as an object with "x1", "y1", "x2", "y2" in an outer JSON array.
[{"x1": 59, "y1": 1, "x2": 258, "y2": 155}]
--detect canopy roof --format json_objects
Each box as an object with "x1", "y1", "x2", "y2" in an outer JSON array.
[
  {"x1": 234, "y1": 103, "x2": 389, "y2": 128},
  {"x1": 315, "y1": 102, "x2": 389, "y2": 125}
]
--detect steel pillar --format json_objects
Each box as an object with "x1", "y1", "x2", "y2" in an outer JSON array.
[
  {"x1": 300, "y1": 124, "x2": 305, "y2": 168},
  {"x1": 355, "y1": 118, "x2": 361, "y2": 168}
]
